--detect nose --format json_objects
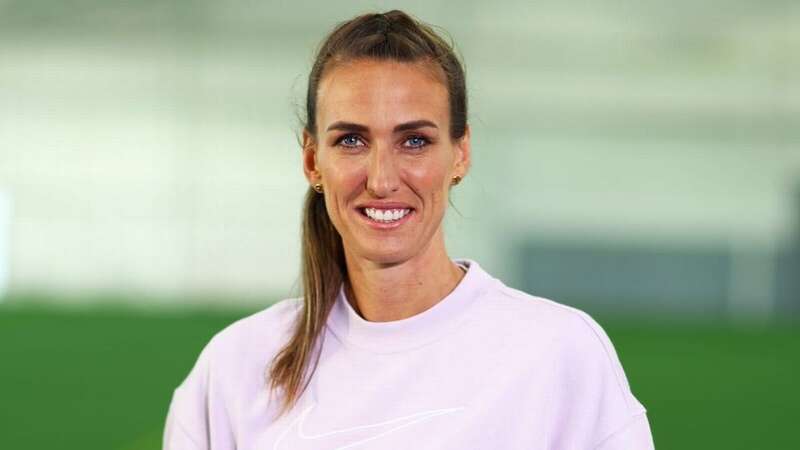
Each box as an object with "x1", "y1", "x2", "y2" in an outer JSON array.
[{"x1": 365, "y1": 143, "x2": 400, "y2": 197}]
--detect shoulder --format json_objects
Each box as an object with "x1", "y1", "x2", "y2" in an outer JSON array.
[
  {"x1": 464, "y1": 260, "x2": 596, "y2": 335},
  {"x1": 164, "y1": 298, "x2": 303, "y2": 438},
  {"x1": 174, "y1": 296, "x2": 302, "y2": 391},
  {"x1": 210, "y1": 297, "x2": 302, "y2": 349},
  {"x1": 163, "y1": 298, "x2": 302, "y2": 448},
  {"x1": 483, "y1": 279, "x2": 616, "y2": 350},
  {"x1": 199, "y1": 296, "x2": 303, "y2": 369},
  {"x1": 481, "y1": 280, "x2": 650, "y2": 447},
  {"x1": 481, "y1": 279, "x2": 645, "y2": 411}
]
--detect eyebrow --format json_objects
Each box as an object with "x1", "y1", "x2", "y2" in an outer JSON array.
[{"x1": 325, "y1": 120, "x2": 438, "y2": 133}]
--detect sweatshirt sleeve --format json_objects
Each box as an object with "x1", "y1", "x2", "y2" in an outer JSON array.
[
  {"x1": 162, "y1": 335, "x2": 236, "y2": 450},
  {"x1": 594, "y1": 412, "x2": 654, "y2": 450},
  {"x1": 546, "y1": 309, "x2": 655, "y2": 450},
  {"x1": 163, "y1": 407, "x2": 206, "y2": 450}
]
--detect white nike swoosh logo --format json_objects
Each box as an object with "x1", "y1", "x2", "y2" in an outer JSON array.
[{"x1": 273, "y1": 403, "x2": 465, "y2": 450}]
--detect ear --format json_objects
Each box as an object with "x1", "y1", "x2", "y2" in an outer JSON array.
[
  {"x1": 302, "y1": 129, "x2": 321, "y2": 184},
  {"x1": 452, "y1": 124, "x2": 471, "y2": 178}
]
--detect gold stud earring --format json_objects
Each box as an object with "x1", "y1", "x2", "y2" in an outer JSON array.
[
  {"x1": 451, "y1": 175, "x2": 462, "y2": 186},
  {"x1": 312, "y1": 183, "x2": 324, "y2": 193}
]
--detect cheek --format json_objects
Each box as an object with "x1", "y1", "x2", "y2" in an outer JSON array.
[
  {"x1": 320, "y1": 158, "x2": 365, "y2": 218},
  {"x1": 319, "y1": 153, "x2": 364, "y2": 191},
  {"x1": 407, "y1": 149, "x2": 452, "y2": 181},
  {"x1": 330, "y1": 169, "x2": 362, "y2": 193},
  {"x1": 404, "y1": 164, "x2": 451, "y2": 204}
]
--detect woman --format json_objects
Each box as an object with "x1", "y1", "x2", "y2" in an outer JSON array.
[{"x1": 163, "y1": 10, "x2": 654, "y2": 450}]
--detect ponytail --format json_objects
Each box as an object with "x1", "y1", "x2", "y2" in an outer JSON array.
[{"x1": 267, "y1": 188, "x2": 345, "y2": 417}]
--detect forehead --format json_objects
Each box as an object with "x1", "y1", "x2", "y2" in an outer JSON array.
[{"x1": 316, "y1": 59, "x2": 449, "y2": 130}]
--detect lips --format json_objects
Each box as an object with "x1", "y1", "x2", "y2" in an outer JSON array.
[
  {"x1": 363, "y1": 207, "x2": 411, "y2": 222},
  {"x1": 355, "y1": 203, "x2": 416, "y2": 228},
  {"x1": 356, "y1": 201, "x2": 415, "y2": 210}
]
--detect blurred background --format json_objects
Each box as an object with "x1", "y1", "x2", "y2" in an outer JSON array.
[{"x1": 1, "y1": 0, "x2": 798, "y2": 448}]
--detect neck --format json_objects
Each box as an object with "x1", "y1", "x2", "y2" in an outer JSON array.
[{"x1": 343, "y1": 235, "x2": 465, "y2": 322}]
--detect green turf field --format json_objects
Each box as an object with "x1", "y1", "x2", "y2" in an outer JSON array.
[{"x1": 0, "y1": 301, "x2": 797, "y2": 450}]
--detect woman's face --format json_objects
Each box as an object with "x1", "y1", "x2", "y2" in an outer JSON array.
[{"x1": 303, "y1": 58, "x2": 470, "y2": 266}]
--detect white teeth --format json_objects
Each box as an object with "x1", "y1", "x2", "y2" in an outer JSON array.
[{"x1": 364, "y1": 208, "x2": 411, "y2": 223}]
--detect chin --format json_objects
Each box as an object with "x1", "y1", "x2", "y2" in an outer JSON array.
[{"x1": 350, "y1": 242, "x2": 418, "y2": 266}]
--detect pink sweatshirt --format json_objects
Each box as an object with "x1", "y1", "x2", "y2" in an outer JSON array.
[{"x1": 163, "y1": 259, "x2": 654, "y2": 449}]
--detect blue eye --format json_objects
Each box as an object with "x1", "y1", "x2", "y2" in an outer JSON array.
[
  {"x1": 337, "y1": 134, "x2": 364, "y2": 148},
  {"x1": 405, "y1": 135, "x2": 429, "y2": 149}
]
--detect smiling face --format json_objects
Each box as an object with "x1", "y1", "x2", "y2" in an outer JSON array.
[{"x1": 303, "y1": 58, "x2": 470, "y2": 266}]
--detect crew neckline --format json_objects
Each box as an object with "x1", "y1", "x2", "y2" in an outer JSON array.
[{"x1": 326, "y1": 259, "x2": 493, "y2": 354}]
